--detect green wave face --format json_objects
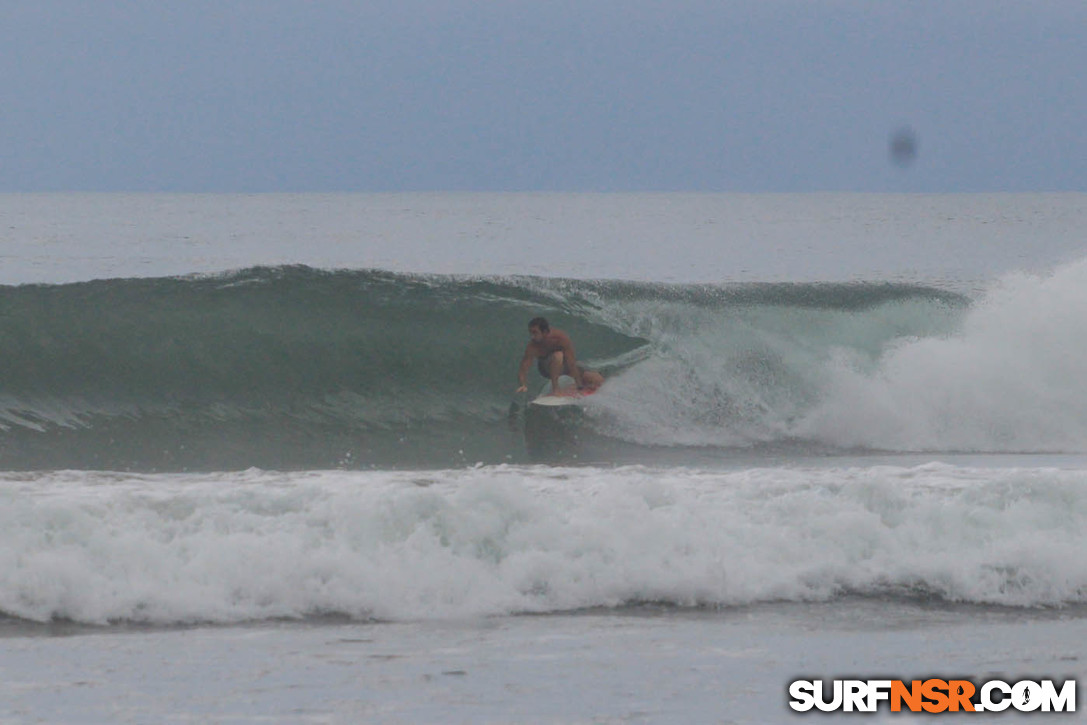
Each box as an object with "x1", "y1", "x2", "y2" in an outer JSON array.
[{"x1": 0, "y1": 266, "x2": 968, "y2": 470}]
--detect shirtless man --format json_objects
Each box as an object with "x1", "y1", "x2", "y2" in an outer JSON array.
[{"x1": 516, "y1": 317, "x2": 604, "y2": 395}]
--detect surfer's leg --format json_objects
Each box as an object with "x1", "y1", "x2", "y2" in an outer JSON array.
[
  {"x1": 576, "y1": 364, "x2": 603, "y2": 389},
  {"x1": 544, "y1": 351, "x2": 564, "y2": 393},
  {"x1": 580, "y1": 369, "x2": 604, "y2": 389}
]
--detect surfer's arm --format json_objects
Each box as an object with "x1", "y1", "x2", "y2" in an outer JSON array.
[{"x1": 516, "y1": 346, "x2": 535, "y2": 392}]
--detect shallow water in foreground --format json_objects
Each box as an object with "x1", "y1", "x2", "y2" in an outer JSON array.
[{"x1": 2, "y1": 601, "x2": 1084, "y2": 723}]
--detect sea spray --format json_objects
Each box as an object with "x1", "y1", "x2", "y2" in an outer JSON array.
[{"x1": 797, "y1": 259, "x2": 1087, "y2": 451}]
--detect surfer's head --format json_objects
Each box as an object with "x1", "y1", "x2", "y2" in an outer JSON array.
[{"x1": 528, "y1": 317, "x2": 550, "y2": 342}]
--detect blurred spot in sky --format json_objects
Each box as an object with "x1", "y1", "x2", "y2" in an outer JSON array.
[{"x1": 890, "y1": 127, "x2": 919, "y2": 168}]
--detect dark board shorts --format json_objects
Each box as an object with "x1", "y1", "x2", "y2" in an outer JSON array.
[{"x1": 537, "y1": 355, "x2": 587, "y2": 379}]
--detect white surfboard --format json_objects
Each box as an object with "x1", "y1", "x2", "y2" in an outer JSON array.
[
  {"x1": 531, "y1": 394, "x2": 587, "y2": 407},
  {"x1": 529, "y1": 375, "x2": 597, "y2": 407}
]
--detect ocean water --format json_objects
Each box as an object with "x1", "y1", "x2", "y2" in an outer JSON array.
[{"x1": 1, "y1": 193, "x2": 1086, "y2": 723}]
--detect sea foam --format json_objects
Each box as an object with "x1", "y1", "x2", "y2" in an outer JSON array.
[
  {"x1": 797, "y1": 259, "x2": 1087, "y2": 451},
  {"x1": 2, "y1": 464, "x2": 1084, "y2": 625}
]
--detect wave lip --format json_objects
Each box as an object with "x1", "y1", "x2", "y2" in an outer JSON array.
[{"x1": 1, "y1": 464, "x2": 1085, "y2": 625}]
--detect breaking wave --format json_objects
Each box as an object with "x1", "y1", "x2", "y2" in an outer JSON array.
[
  {"x1": 2, "y1": 464, "x2": 1085, "y2": 624},
  {"x1": 1, "y1": 261, "x2": 1085, "y2": 470}
]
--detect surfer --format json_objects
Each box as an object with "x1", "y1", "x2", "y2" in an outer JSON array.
[{"x1": 516, "y1": 317, "x2": 604, "y2": 394}]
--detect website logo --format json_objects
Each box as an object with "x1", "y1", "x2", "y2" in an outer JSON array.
[{"x1": 788, "y1": 678, "x2": 1076, "y2": 714}]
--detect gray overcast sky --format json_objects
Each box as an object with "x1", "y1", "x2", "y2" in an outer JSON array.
[{"x1": 2, "y1": 1, "x2": 1085, "y2": 192}]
